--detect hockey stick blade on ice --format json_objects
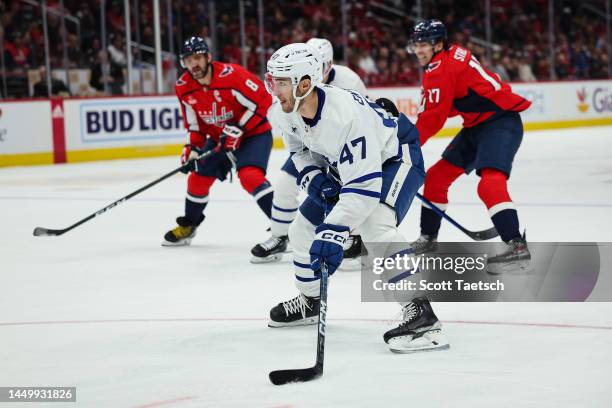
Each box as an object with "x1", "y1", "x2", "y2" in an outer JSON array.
[
  {"x1": 32, "y1": 148, "x2": 219, "y2": 237},
  {"x1": 269, "y1": 364, "x2": 323, "y2": 386},
  {"x1": 415, "y1": 193, "x2": 498, "y2": 241},
  {"x1": 269, "y1": 264, "x2": 329, "y2": 385}
]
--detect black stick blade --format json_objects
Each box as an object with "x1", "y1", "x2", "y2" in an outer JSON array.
[
  {"x1": 269, "y1": 367, "x2": 322, "y2": 385},
  {"x1": 470, "y1": 227, "x2": 499, "y2": 241},
  {"x1": 33, "y1": 227, "x2": 63, "y2": 236}
]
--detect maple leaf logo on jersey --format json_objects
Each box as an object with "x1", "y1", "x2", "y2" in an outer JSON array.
[
  {"x1": 426, "y1": 61, "x2": 441, "y2": 73},
  {"x1": 576, "y1": 88, "x2": 589, "y2": 113},
  {"x1": 219, "y1": 65, "x2": 234, "y2": 77}
]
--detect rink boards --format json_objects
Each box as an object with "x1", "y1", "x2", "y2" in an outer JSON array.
[{"x1": 1, "y1": 79, "x2": 611, "y2": 167}]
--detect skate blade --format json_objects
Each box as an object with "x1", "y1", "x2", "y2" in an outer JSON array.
[
  {"x1": 487, "y1": 259, "x2": 533, "y2": 275},
  {"x1": 267, "y1": 316, "x2": 319, "y2": 328},
  {"x1": 161, "y1": 238, "x2": 193, "y2": 247},
  {"x1": 388, "y1": 327, "x2": 449, "y2": 353},
  {"x1": 390, "y1": 343, "x2": 450, "y2": 354},
  {"x1": 250, "y1": 253, "x2": 284, "y2": 264}
]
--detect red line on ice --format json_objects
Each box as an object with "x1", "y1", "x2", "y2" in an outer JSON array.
[{"x1": 132, "y1": 396, "x2": 196, "y2": 408}]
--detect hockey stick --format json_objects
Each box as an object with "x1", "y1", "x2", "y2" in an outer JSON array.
[
  {"x1": 415, "y1": 193, "x2": 499, "y2": 241},
  {"x1": 269, "y1": 263, "x2": 329, "y2": 385},
  {"x1": 32, "y1": 147, "x2": 220, "y2": 237}
]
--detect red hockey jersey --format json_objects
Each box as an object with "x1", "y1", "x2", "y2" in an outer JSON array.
[
  {"x1": 416, "y1": 45, "x2": 531, "y2": 145},
  {"x1": 175, "y1": 61, "x2": 273, "y2": 147}
]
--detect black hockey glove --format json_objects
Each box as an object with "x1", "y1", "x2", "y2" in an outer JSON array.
[{"x1": 375, "y1": 97, "x2": 400, "y2": 117}]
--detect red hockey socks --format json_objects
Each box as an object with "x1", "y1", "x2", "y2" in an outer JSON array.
[
  {"x1": 185, "y1": 173, "x2": 215, "y2": 225},
  {"x1": 420, "y1": 159, "x2": 464, "y2": 236},
  {"x1": 477, "y1": 168, "x2": 520, "y2": 242},
  {"x1": 238, "y1": 166, "x2": 274, "y2": 219}
]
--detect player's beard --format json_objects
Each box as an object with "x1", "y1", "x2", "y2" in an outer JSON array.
[{"x1": 189, "y1": 61, "x2": 209, "y2": 80}]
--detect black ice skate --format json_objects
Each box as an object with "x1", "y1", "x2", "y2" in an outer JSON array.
[
  {"x1": 250, "y1": 235, "x2": 290, "y2": 264},
  {"x1": 337, "y1": 235, "x2": 367, "y2": 271},
  {"x1": 410, "y1": 234, "x2": 438, "y2": 255},
  {"x1": 343, "y1": 235, "x2": 366, "y2": 259},
  {"x1": 487, "y1": 233, "x2": 532, "y2": 275},
  {"x1": 383, "y1": 297, "x2": 449, "y2": 353},
  {"x1": 269, "y1": 293, "x2": 320, "y2": 327},
  {"x1": 162, "y1": 216, "x2": 200, "y2": 246}
]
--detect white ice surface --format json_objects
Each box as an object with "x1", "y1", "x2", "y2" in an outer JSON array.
[{"x1": 1, "y1": 127, "x2": 612, "y2": 407}]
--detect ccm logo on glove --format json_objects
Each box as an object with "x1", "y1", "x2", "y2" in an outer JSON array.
[
  {"x1": 321, "y1": 232, "x2": 347, "y2": 244},
  {"x1": 310, "y1": 223, "x2": 350, "y2": 275}
]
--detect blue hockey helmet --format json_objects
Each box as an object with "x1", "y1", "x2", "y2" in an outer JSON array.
[
  {"x1": 411, "y1": 19, "x2": 447, "y2": 45},
  {"x1": 180, "y1": 36, "x2": 210, "y2": 68}
]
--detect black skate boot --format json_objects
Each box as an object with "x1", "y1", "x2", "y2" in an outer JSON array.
[
  {"x1": 487, "y1": 233, "x2": 531, "y2": 275},
  {"x1": 343, "y1": 235, "x2": 366, "y2": 259},
  {"x1": 337, "y1": 235, "x2": 367, "y2": 271},
  {"x1": 268, "y1": 293, "x2": 320, "y2": 327},
  {"x1": 162, "y1": 216, "x2": 201, "y2": 246},
  {"x1": 250, "y1": 235, "x2": 290, "y2": 264},
  {"x1": 383, "y1": 297, "x2": 449, "y2": 353},
  {"x1": 410, "y1": 234, "x2": 438, "y2": 255}
]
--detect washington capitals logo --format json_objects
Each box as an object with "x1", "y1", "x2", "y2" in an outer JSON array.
[
  {"x1": 576, "y1": 88, "x2": 589, "y2": 113},
  {"x1": 219, "y1": 65, "x2": 234, "y2": 77},
  {"x1": 198, "y1": 102, "x2": 234, "y2": 126},
  {"x1": 426, "y1": 61, "x2": 441, "y2": 73}
]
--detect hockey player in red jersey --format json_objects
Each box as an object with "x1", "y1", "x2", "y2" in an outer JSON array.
[
  {"x1": 409, "y1": 20, "x2": 531, "y2": 273},
  {"x1": 163, "y1": 36, "x2": 274, "y2": 246}
]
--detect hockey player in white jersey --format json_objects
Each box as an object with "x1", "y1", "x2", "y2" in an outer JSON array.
[
  {"x1": 263, "y1": 42, "x2": 449, "y2": 353},
  {"x1": 307, "y1": 37, "x2": 367, "y2": 94},
  {"x1": 250, "y1": 37, "x2": 368, "y2": 264}
]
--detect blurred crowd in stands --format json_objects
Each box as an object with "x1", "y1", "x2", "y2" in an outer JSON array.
[{"x1": 1, "y1": 0, "x2": 609, "y2": 98}]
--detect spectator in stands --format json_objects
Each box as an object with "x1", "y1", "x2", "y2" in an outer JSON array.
[
  {"x1": 369, "y1": 58, "x2": 391, "y2": 86},
  {"x1": 32, "y1": 65, "x2": 71, "y2": 97},
  {"x1": 107, "y1": 1, "x2": 125, "y2": 33},
  {"x1": 75, "y1": 2, "x2": 97, "y2": 46},
  {"x1": 491, "y1": 54, "x2": 510, "y2": 82},
  {"x1": 108, "y1": 34, "x2": 127, "y2": 67},
  {"x1": 66, "y1": 33, "x2": 82, "y2": 68},
  {"x1": 517, "y1": 53, "x2": 537, "y2": 82},
  {"x1": 4, "y1": 32, "x2": 30, "y2": 68},
  {"x1": 356, "y1": 49, "x2": 377, "y2": 75},
  {"x1": 396, "y1": 60, "x2": 419, "y2": 84},
  {"x1": 90, "y1": 50, "x2": 124, "y2": 95},
  {"x1": 572, "y1": 40, "x2": 590, "y2": 79},
  {"x1": 556, "y1": 52, "x2": 571, "y2": 79},
  {"x1": 85, "y1": 37, "x2": 102, "y2": 67},
  {"x1": 591, "y1": 49, "x2": 609, "y2": 79}
]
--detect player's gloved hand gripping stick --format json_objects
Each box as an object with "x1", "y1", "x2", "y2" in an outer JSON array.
[{"x1": 32, "y1": 145, "x2": 221, "y2": 237}]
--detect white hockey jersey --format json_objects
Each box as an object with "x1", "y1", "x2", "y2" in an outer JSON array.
[
  {"x1": 325, "y1": 64, "x2": 367, "y2": 95},
  {"x1": 271, "y1": 84, "x2": 407, "y2": 231}
]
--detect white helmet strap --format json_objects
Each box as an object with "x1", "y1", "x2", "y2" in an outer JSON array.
[{"x1": 291, "y1": 79, "x2": 315, "y2": 113}]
